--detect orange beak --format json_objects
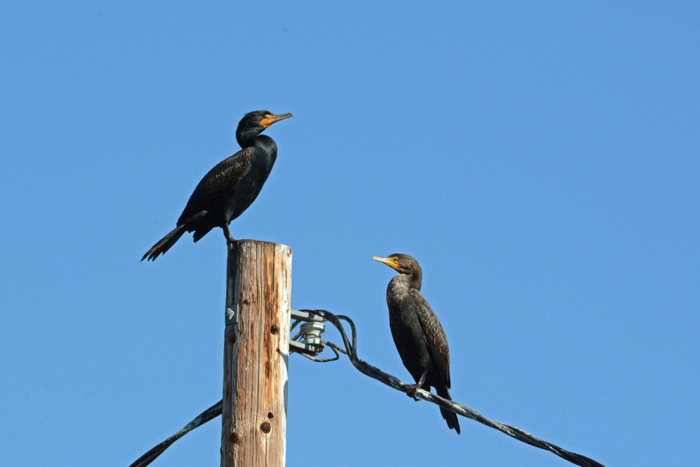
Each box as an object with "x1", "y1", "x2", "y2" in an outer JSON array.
[{"x1": 261, "y1": 112, "x2": 293, "y2": 128}]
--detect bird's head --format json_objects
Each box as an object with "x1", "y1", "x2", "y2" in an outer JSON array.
[
  {"x1": 372, "y1": 253, "x2": 423, "y2": 288},
  {"x1": 236, "y1": 110, "x2": 293, "y2": 148}
]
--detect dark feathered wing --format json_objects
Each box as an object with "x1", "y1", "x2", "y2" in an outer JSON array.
[
  {"x1": 177, "y1": 147, "x2": 255, "y2": 224},
  {"x1": 142, "y1": 147, "x2": 255, "y2": 262},
  {"x1": 409, "y1": 289, "x2": 451, "y2": 388},
  {"x1": 410, "y1": 289, "x2": 460, "y2": 433}
]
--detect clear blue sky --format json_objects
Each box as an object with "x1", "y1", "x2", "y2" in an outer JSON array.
[{"x1": 1, "y1": 2, "x2": 698, "y2": 466}]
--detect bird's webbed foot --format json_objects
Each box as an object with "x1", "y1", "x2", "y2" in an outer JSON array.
[
  {"x1": 406, "y1": 384, "x2": 421, "y2": 401},
  {"x1": 406, "y1": 372, "x2": 427, "y2": 401},
  {"x1": 223, "y1": 224, "x2": 236, "y2": 248}
]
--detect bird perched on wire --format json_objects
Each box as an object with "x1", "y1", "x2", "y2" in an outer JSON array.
[
  {"x1": 372, "y1": 253, "x2": 460, "y2": 434},
  {"x1": 142, "y1": 111, "x2": 293, "y2": 261}
]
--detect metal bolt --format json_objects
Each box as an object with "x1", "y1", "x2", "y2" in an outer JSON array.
[
  {"x1": 270, "y1": 325, "x2": 279, "y2": 335},
  {"x1": 260, "y1": 422, "x2": 272, "y2": 434}
]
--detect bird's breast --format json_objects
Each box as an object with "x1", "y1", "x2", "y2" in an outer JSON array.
[{"x1": 221, "y1": 144, "x2": 277, "y2": 222}]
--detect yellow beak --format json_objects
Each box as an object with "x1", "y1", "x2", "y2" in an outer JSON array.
[{"x1": 372, "y1": 256, "x2": 399, "y2": 270}]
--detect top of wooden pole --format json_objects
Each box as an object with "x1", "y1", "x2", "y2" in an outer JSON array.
[{"x1": 222, "y1": 240, "x2": 292, "y2": 467}]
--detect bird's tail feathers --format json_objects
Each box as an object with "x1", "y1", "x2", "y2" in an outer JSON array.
[
  {"x1": 142, "y1": 225, "x2": 186, "y2": 262},
  {"x1": 436, "y1": 384, "x2": 461, "y2": 434}
]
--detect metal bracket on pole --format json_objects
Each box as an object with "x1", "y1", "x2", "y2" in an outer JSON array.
[
  {"x1": 290, "y1": 309, "x2": 325, "y2": 322},
  {"x1": 225, "y1": 306, "x2": 238, "y2": 325}
]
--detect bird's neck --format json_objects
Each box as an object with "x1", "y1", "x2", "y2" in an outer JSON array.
[
  {"x1": 390, "y1": 273, "x2": 422, "y2": 292},
  {"x1": 236, "y1": 128, "x2": 262, "y2": 148}
]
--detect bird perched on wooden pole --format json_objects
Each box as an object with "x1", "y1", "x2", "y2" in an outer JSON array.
[
  {"x1": 142, "y1": 110, "x2": 293, "y2": 261},
  {"x1": 372, "y1": 253, "x2": 460, "y2": 434}
]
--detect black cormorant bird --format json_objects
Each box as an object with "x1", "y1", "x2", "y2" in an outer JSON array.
[
  {"x1": 142, "y1": 111, "x2": 293, "y2": 261},
  {"x1": 372, "y1": 253, "x2": 460, "y2": 434}
]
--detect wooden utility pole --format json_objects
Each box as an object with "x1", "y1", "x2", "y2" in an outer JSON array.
[{"x1": 221, "y1": 240, "x2": 291, "y2": 467}]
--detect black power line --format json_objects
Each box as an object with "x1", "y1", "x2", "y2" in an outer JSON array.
[{"x1": 129, "y1": 308, "x2": 605, "y2": 467}]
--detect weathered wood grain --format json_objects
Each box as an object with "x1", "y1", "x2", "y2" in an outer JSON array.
[{"x1": 222, "y1": 240, "x2": 291, "y2": 467}]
